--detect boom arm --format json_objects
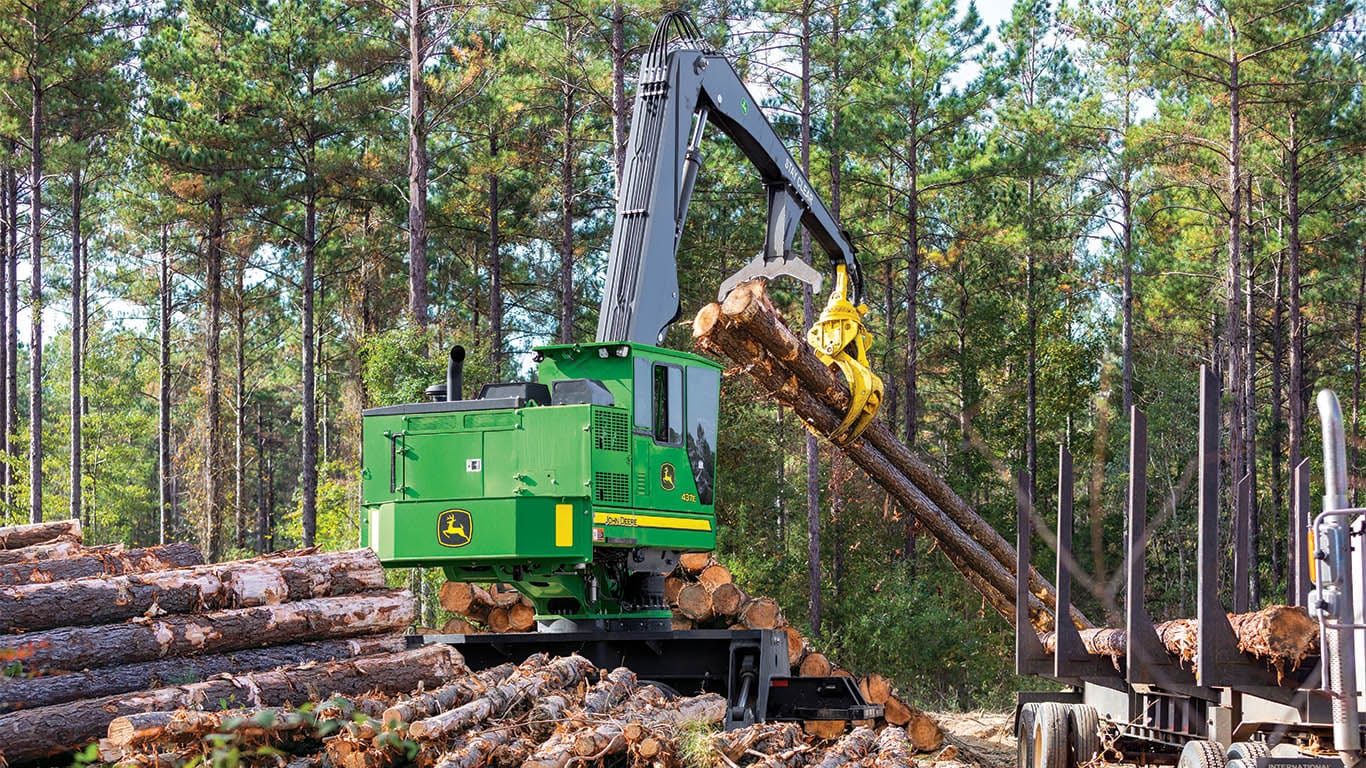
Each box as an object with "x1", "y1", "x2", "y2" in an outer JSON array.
[{"x1": 596, "y1": 13, "x2": 862, "y2": 346}]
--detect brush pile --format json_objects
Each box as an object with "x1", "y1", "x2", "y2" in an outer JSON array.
[
  {"x1": 92, "y1": 651, "x2": 934, "y2": 768},
  {"x1": 435, "y1": 554, "x2": 941, "y2": 752}
]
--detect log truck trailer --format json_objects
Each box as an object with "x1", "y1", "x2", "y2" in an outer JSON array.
[
  {"x1": 359, "y1": 11, "x2": 883, "y2": 729},
  {"x1": 1016, "y1": 368, "x2": 1366, "y2": 768}
]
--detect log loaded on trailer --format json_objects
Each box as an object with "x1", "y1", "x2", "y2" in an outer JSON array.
[
  {"x1": 360, "y1": 10, "x2": 884, "y2": 730},
  {"x1": 1016, "y1": 366, "x2": 1365, "y2": 767}
]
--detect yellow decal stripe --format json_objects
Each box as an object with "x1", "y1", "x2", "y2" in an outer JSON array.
[
  {"x1": 592, "y1": 512, "x2": 712, "y2": 532},
  {"x1": 556, "y1": 504, "x2": 574, "y2": 547}
]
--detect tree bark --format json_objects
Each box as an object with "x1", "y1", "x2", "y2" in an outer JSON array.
[
  {"x1": 558, "y1": 35, "x2": 575, "y2": 345},
  {"x1": 0, "y1": 541, "x2": 202, "y2": 586},
  {"x1": 301, "y1": 179, "x2": 318, "y2": 548},
  {"x1": 811, "y1": 725, "x2": 876, "y2": 768},
  {"x1": 488, "y1": 130, "x2": 502, "y2": 375},
  {"x1": 0, "y1": 539, "x2": 81, "y2": 565},
  {"x1": 159, "y1": 225, "x2": 173, "y2": 545},
  {"x1": 234, "y1": 250, "x2": 246, "y2": 551},
  {"x1": 1243, "y1": 172, "x2": 1258, "y2": 607},
  {"x1": 0, "y1": 636, "x2": 403, "y2": 713},
  {"x1": 380, "y1": 661, "x2": 517, "y2": 728},
  {"x1": 4, "y1": 590, "x2": 413, "y2": 674},
  {"x1": 1225, "y1": 37, "x2": 1245, "y2": 533},
  {"x1": 798, "y1": 5, "x2": 821, "y2": 640},
  {"x1": 1287, "y1": 111, "x2": 1305, "y2": 507},
  {"x1": 610, "y1": 0, "x2": 627, "y2": 181},
  {"x1": 407, "y1": 0, "x2": 428, "y2": 327},
  {"x1": 28, "y1": 79, "x2": 43, "y2": 524},
  {"x1": 0, "y1": 645, "x2": 461, "y2": 764},
  {"x1": 69, "y1": 167, "x2": 82, "y2": 525},
  {"x1": 205, "y1": 192, "x2": 225, "y2": 560},
  {"x1": 0, "y1": 166, "x2": 6, "y2": 497},
  {"x1": 0, "y1": 548, "x2": 387, "y2": 633},
  {"x1": 0, "y1": 518, "x2": 80, "y2": 549},
  {"x1": 5, "y1": 153, "x2": 16, "y2": 511}
]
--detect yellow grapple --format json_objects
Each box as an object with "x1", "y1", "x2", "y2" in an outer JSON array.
[{"x1": 806, "y1": 264, "x2": 884, "y2": 444}]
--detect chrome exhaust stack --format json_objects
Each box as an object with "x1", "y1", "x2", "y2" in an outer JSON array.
[{"x1": 1314, "y1": 389, "x2": 1363, "y2": 767}]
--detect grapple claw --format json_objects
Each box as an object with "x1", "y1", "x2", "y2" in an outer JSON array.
[{"x1": 806, "y1": 264, "x2": 884, "y2": 444}]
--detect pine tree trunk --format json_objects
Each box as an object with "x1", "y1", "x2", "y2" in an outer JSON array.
[
  {"x1": 159, "y1": 225, "x2": 173, "y2": 545},
  {"x1": 1272, "y1": 247, "x2": 1286, "y2": 597},
  {"x1": 1226, "y1": 42, "x2": 1245, "y2": 533},
  {"x1": 488, "y1": 131, "x2": 502, "y2": 376},
  {"x1": 407, "y1": 0, "x2": 428, "y2": 327},
  {"x1": 69, "y1": 167, "x2": 82, "y2": 525},
  {"x1": 301, "y1": 176, "x2": 318, "y2": 548},
  {"x1": 255, "y1": 402, "x2": 266, "y2": 553},
  {"x1": 558, "y1": 43, "x2": 575, "y2": 345},
  {"x1": 1243, "y1": 173, "x2": 1258, "y2": 607},
  {"x1": 1287, "y1": 112, "x2": 1304, "y2": 506},
  {"x1": 4, "y1": 154, "x2": 16, "y2": 511},
  {"x1": 0, "y1": 172, "x2": 6, "y2": 500},
  {"x1": 234, "y1": 253, "x2": 246, "y2": 550},
  {"x1": 1354, "y1": 255, "x2": 1365, "y2": 506},
  {"x1": 205, "y1": 192, "x2": 224, "y2": 560},
  {"x1": 610, "y1": 0, "x2": 627, "y2": 180},
  {"x1": 28, "y1": 79, "x2": 43, "y2": 524},
  {"x1": 798, "y1": 5, "x2": 820, "y2": 639}
]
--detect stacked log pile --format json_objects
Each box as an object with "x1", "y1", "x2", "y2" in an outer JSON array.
[
  {"x1": 0, "y1": 519, "x2": 421, "y2": 765},
  {"x1": 692, "y1": 280, "x2": 1092, "y2": 634},
  {"x1": 436, "y1": 581, "x2": 538, "y2": 634},
  {"x1": 96, "y1": 653, "x2": 936, "y2": 767}
]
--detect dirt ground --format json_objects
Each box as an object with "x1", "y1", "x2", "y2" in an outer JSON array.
[{"x1": 925, "y1": 711, "x2": 1016, "y2": 768}]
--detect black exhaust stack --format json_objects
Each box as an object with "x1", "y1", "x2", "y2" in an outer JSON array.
[{"x1": 447, "y1": 345, "x2": 466, "y2": 401}]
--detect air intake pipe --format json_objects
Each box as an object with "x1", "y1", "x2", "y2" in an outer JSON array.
[{"x1": 447, "y1": 345, "x2": 466, "y2": 402}]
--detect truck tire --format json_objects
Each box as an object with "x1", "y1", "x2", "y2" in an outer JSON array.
[
  {"x1": 1033, "y1": 702, "x2": 1071, "y2": 768},
  {"x1": 1066, "y1": 704, "x2": 1101, "y2": 766},
  {"x1": 1177, "y1": 740, "x2": 1228, "y2": 768},
  {"x1": 1018, "y1": 703, "x2": 1040, "y2": 767},
  {"x1": 1226, "y1": 742, "x2": 1270, "y2": 763}
]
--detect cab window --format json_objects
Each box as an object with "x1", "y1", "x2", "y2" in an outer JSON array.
[{"x1": 652, "y1": 364, "x2": 683, "y2": 445}]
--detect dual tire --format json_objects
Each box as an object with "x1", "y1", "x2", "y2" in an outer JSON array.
[
  {"x1": 1017, "y1": 703, "x2": 1102, "y2": 768},
  {"x1": 1176, "y1": 739, "x2": 1270, "y2": 768}
]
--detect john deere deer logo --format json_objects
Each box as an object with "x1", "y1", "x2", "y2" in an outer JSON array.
[
  {"x1": 437, "y1": 509, "x2": 472, "y2": 547},
  {"x1": 660, "y1": 463, "x2": 676, "y2": 491}
]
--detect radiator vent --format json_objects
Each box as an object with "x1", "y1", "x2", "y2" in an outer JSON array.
[
  {"x1": 594, "y1": 472, "x2": 630, "y2": 505},
  {"x1": 593, "y1": 409, "x2": 630, "y2": 453}
]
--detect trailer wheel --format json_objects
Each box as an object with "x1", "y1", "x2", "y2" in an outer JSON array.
[
  {"x1": 1017, "y1": 703, "x2": 1040, "y2": 767},
  {"x1": 1065, "y1": 704, "x2": 1101, "y2": 767},
  {"x1": 1226, "y1": 741, "x2": 1270, "y2": 763},
  {"x1": 1177, "y1": 740, "x2": 1228, "y2": 768},
  {"x1": 1032, "y1": 702, "x2": 1071, "y2": 768}
]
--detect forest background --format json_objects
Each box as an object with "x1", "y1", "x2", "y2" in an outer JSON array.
[{"x1": 0, "y1": 0, "x2": 1360, "y2": 708}]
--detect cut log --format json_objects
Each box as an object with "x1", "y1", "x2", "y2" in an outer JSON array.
[
  {"x1": 803, "y1": 720, "x2": 848, "y2": 739},
  {"x1": 3, "y1": 589, "x2": 414, "y2": 674},
  {"x1": 0, "y1": 635, "x2": 404, "y2": 713},
  {"x1": 678, "y1": 553, "x2": 712, "y2": 574},
  {"x1": 739, "y1": 597, "x2": 781, "y2": 630},
  {"x1": 670, "y1": 616, "x2": 694, "y2": 631},
  {"x1": 0, "y1": 540, "x2": 83, "y2": 566},
  {"x1": 0, "y1": 519, "x2": 81, "y2": 550},
  {"x1": 810, "y1": 725, "x2": 876, "y2": 767},
  {"x1": 695, "y1": 286, "x2": 1072, "y2": 632},
  {"x1": 0, "y1": 548, "x2": 387, "y2": 634},
  {"x1": 486, "y1": 605, "x2": 511, "y2": 632},
  {"x1": 710, "y1": 582, "x2": 744, "y2": 618},
  {"x1": 663, "y1": 575, "x2": 687, "y2": 605},
  {"x1": 107, "y1": 696, "x2": 362, "y2": 748},
  {"x1": 718, "y1": 282, "x2": 1070, "y2": 615},
  {"x1": 798, "y1": 652, "x2": 832, "y2": 678},
  {"x1": 508, "y1": 601, "x2": 536, "y2": 632},
  {"x1": 1040, "y1": 603, "x2": 1319, "y2": 672},
  {"x1": 0, "y1": 542, "x2": 202, "y2": 587},
  {"x1": 858, "y1": 674, "x2": 892, "y2": 706},
  {"x1": 522, "y1": 684, "x2": 667, "y2": 768},
  {"x1": 698, "y1": 563, "x2": 732, "y2": 590},
  {"x1": 429, "y1": 690, "x2": 576, "y2": 768},
  {"x1": 488, "y1": 583, "x2": 523, "y2": 607},
  {"x1": 869, "y1": 726, "x2": 914, "y2": 767},
  {"x1": 0, "y1": 645, "x2": 463, "y2": 764},
  {"x1": 441, "y1": 617, "x2": 478, "y2": 635},
  {"x1": 438, "y1": 582, "x2": 494, "y2": 622},
  {"x1": 676, "y1": 583, "x2": 713, "y2": 622},
  {"x1": 882, "y1": 696, "x2": 941, "y2": 752},
  {"x1": 407, "y1": 654, "x2": 595, "y2": 740},
  {"x1": 380, "y1": 660, "x2": 520, "y2": 727},
  {"x1": 783, "y1": 627, "x2": 807, "y2": 668}
]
